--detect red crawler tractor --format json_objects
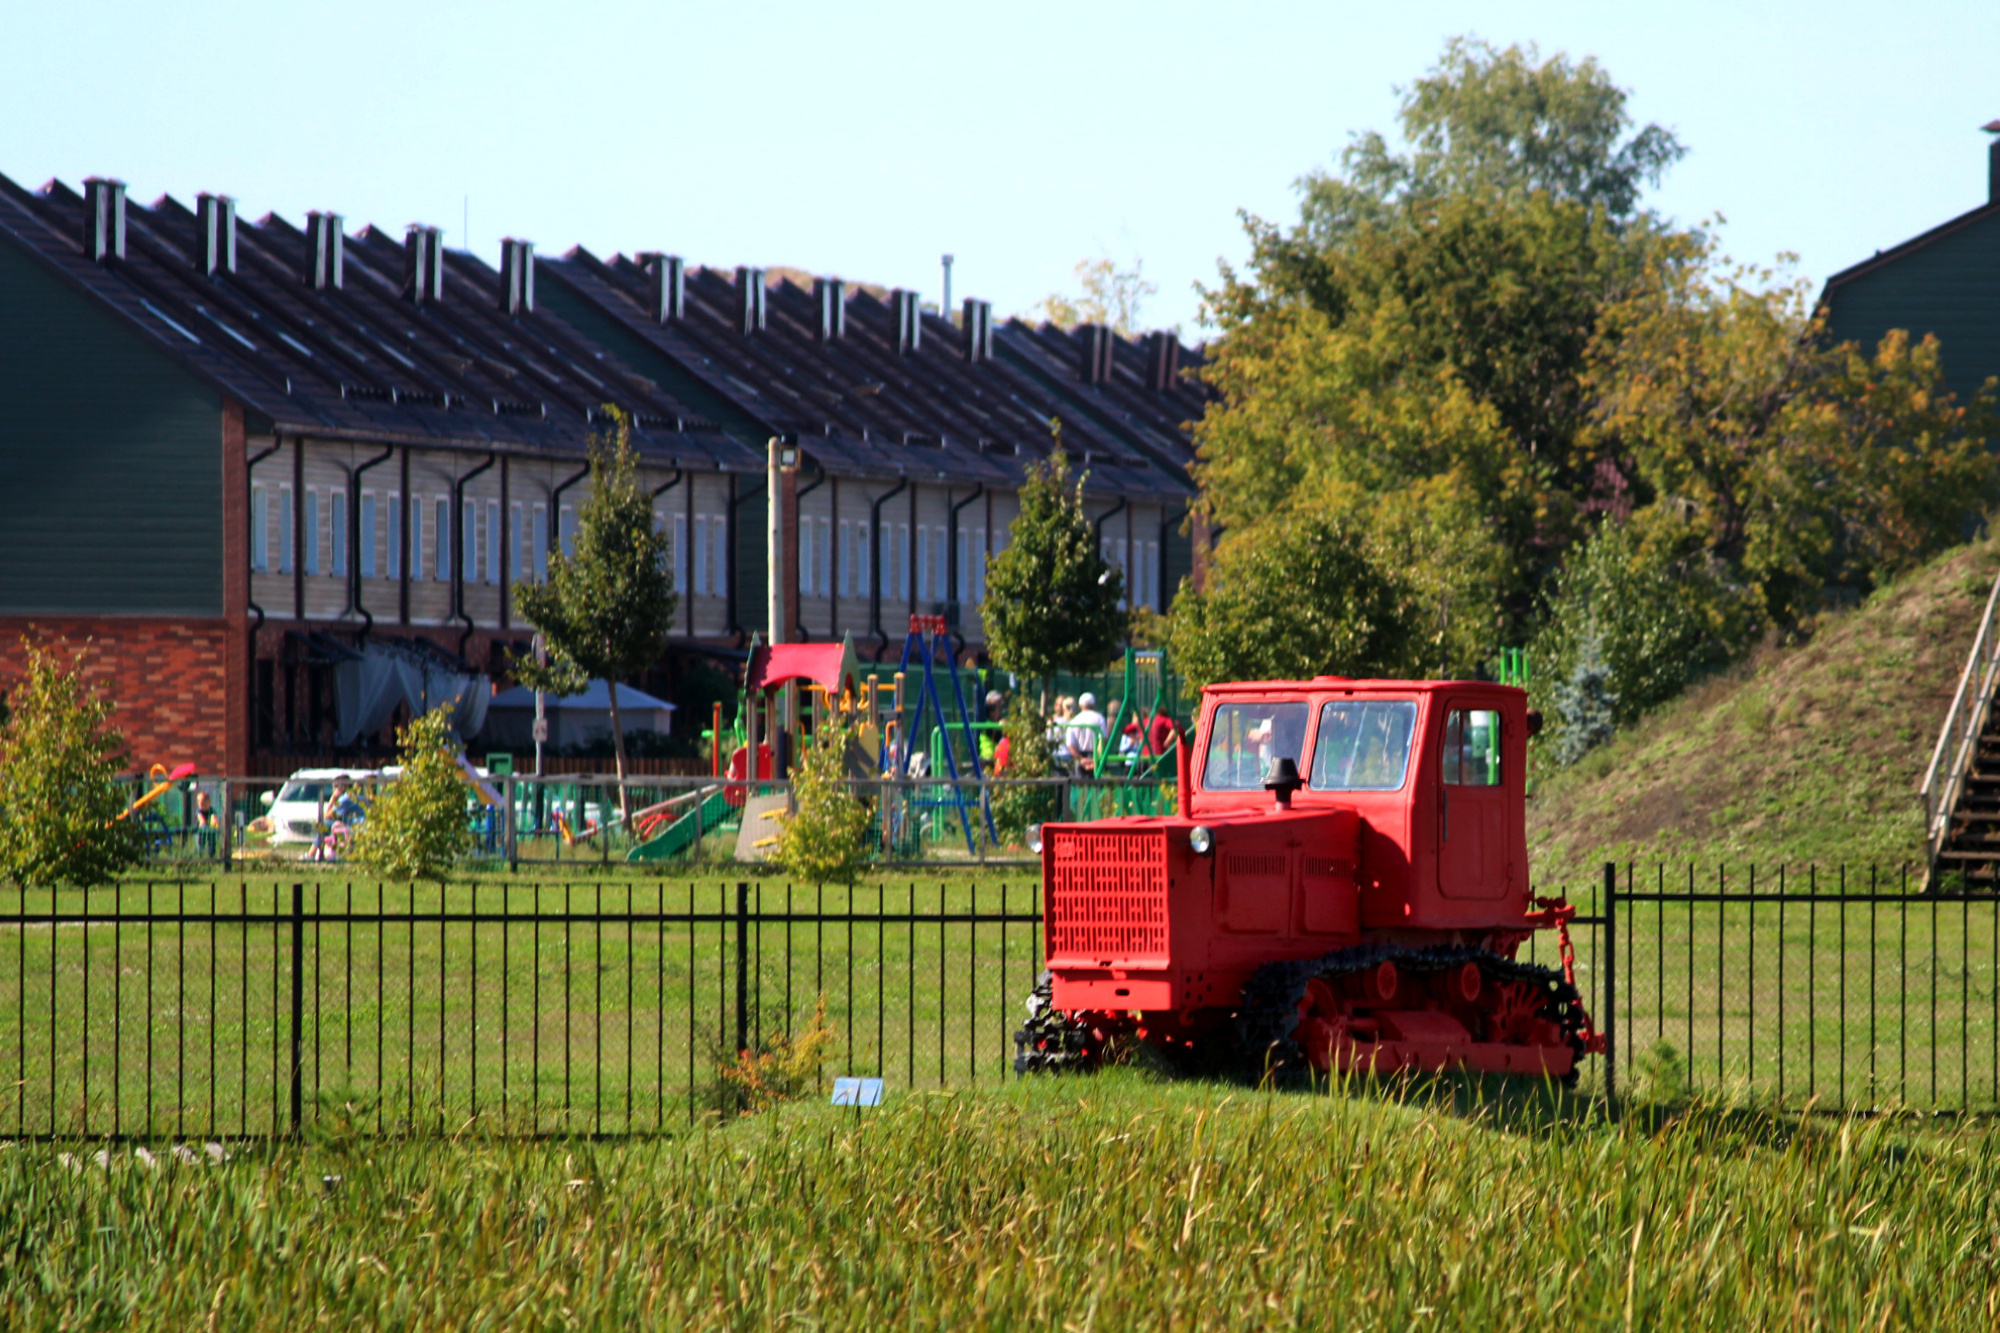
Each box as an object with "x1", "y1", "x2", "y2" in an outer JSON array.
[{"x1": 1016, "y1": 677, "x2": 1602, "y2": 1080}]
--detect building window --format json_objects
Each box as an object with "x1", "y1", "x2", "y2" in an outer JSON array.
[
  {"x1": 856, "y1": 521, "x2": 870, "y2": 599},
  {"x1": 559, "y1": 506, "x2": 577, "y2": 559},
  {"x1": 714, "y1": 515, "x2": 729, "y2": 599},
  {"x1": 532, "y1": 502, "x2": 548, "y2": 580},
  {"x1": 435, "y1": 497, "x2": 451, "y2": 581},
  {"x1": 279, "y1": 486, "x2": 293, "y2": 574},
  {"x1": 408, "y1": 494, "x2": 422, "y2": 581},
  {"x1": 955, "y1": 529, "x2": 969, "y2": 602},
  {"x1": 511, "y1": 502, "x2": 525, "y2": 585},
  {"x1": 331, "y1": 491, "x2": 347, "y2": 577},
  {"x1": 360, "y1": 493, "x2": 376, "y2": 578},
  {"x1": 487, "y1": 500, "x2": 501, "y2": 585},
  {"x1": 251, "y1": 484, "x2": 268, "y2": 572},
  {"x1": 464, "y1": 500, "x2": 479, "y2": 584},
  {"x1": 898, "y1": 524, "x2": 911, "y2": 601},
  {"x1": 933, "y1": 528, "x2": 947, "y2": 605},
  {"x1": 388, "y1": 493, "x2": 402, "y2": 580},
  {"x1": 974, "y1": 527, "x2": 986, "y2": 601},
  {"x1": 915, "y1": 526, "x2": 928, "y2": 602},
  {"x1": 304, "y1": 489, "x2": 321, "y2": 576}
]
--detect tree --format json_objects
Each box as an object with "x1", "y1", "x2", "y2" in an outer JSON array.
[
  {"x1": 991, "y1": 693, "x2": 1056, "y2": 843},
  {"x1": 0, "y1": 639, "x2": 141, "y2": 887},
  {"x1": 1168, "y1": 514, "x2": 1418, "y2": 692},
  {"x1": 1035, "y1": 256, "x2": 1159, "y2": 335},
  {"x1": 981, "y1": 451, "x2": 1126, "y2": 699},
  {"x1": 347, "y1": 704, "x2": 474, "y2": 881},
  {"x1": 513, "y1": 407, "x2": 675, "y2": 825},
  {"x1": 1547, "y1": 627, "x2": 1619, "y2": 768},
  {"x1": 774, "y1": 709, "x2": 873, "y2": 886}
]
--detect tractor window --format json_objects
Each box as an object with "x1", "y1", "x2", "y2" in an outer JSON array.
[
  {"x1": 1309, "y1": 700, "x2": 1417, "y2": 791},
  {"x1": 1442, "y1": 709, "x2": 1502, "y2": 787},
  {"x1": 1202, "y1": 703, "x2": 1310, "y2": 791}
]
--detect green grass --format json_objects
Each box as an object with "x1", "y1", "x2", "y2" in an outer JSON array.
[
  {"x1": 1529, "y1": 535, "x2": 2000, "y2": 877},
  {"x1": 3, "y1": 1075, "x2": 1998, "y2": 1329}
]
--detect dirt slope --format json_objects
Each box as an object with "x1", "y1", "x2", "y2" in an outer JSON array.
[{"x1": 1528, "y1": 535, "x2": 2000, "y2": 882}]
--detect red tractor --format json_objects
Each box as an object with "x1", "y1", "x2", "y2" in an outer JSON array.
[{"x1": 1016, "y1": 676, "x2": 1602, "y2": 1080}]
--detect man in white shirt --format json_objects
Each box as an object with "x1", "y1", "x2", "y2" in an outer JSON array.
[{"x1": 1067, "y1": 692, "x2": 1107, "y2": 774}]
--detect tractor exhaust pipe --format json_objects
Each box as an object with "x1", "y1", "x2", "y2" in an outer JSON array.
[{"x1": 1176, "y1": 725, "x2": 1192, "y2": 819}]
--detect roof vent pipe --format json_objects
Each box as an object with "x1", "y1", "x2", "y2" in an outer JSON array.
[
  {"x1": 1986, "y1": 120, "x2": 2000, "y2": 204},
  {"x1": 893, "y1": 289, "x2": 922, "y2": 355},
  {"x1": 307, "y1": 212, "x2": 344, "y2": 290},
  {"x1": 82, "y1": 177, "x2": 126, "y2": 263},
  {"x1": 815, "y1": 277, "x2": 845, "y2": 341},
  {"x1": 499, "y1": 238, "x2": 535, "y2": 315},
  {"x1": 196, "y1": 193, "x2": 236, "y2": 277},
  {"x1": 962, "y1": 299, "x2": 992, "y2": 363},
  {"x1": 1080, "y1": 324, "x2": 1114, "y2": 386},
  {"x1": 404, "y1": 224, "x2": 444, "y2": 305},
  {"x1": 941, "y1": 254, "x2": 954, "y2": 319},
  {"x1": 735, "y1": 266, "x2": 767, "y2": 334},
  {"x1": 1146, "y1": 331, "x2": 1180, "y2": 391},
  {"x1": 640, "y1": 253, "x2": 684, "y2": 323}
]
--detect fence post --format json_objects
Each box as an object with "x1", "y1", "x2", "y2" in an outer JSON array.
[
  {"x1": 1603, "y1": 861, "x2": 1618, "y2": 1120},
  {"x1": 734, "y1": 882, "x2": 750, "y2": 1056},
  {"x1": 289, "y1": 881, "x2": 304, "y2": 1138},
  {"x1": 220, "y1": 778, "x2": 232, "y2": 870},
  {"x1": 505, "y1": 778, "x2": 518, "y2": 873}
]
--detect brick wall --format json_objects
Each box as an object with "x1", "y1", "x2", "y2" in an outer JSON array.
[{"x1": 0, "y1": 617, "x2": 235, "y2": 774}]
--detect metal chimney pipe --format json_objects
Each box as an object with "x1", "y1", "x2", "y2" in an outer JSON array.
[{"x1": 941, "y1": 254, "x2": 954, "y2": 323}]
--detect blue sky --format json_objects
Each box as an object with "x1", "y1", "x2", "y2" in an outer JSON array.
[{"x1": 5, "y1": 1, "x2": 1995, "y2": 335}]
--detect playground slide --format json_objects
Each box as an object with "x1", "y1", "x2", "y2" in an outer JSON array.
[{"x1": 626, "y1": 785, "x2": 732, "y2": 863}]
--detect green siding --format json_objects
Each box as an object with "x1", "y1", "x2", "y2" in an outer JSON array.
[
  {"x1": 1826, "y1": 210, "x2": 2000, "y2": 406},
  {"x1": 0, "y1": 241, "x2": 223, "y2": 615}
]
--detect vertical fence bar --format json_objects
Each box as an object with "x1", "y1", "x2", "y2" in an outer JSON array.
[
  {"x1": 1869, "y1": 867, "x2": 1877, "y2": 1106},
  {"x1": 1962, "y1": 889, "x2": 1971, "y2": 1111},
  {"x1": 1808, "y1": 867, "x2": 1817, "y2": 1102},
  {"x1": 209, "y1": 885, "x2": 217, "y2": 1137},
  {"x1": 1777, "y1": 865, "x2": 1786, "y2": 1103},
  {"x1": 1747, "y1": 865, "x2": 1756, "y2": 1095},
  {"x1": 112, "y1": 893, "x2": 120, "y2": 1137},
  {"x1": 735, "y1": 883, "x2": 749, "y2": 1058},
  {"x1": 1716, "y1": 865, "x2": 1725, "y2": 1088},
  {"x1": 289, "y1": 882, "x2": 304, "y2": 1138},
  {"x1": 876, "y1": 887, "x2": 885, "y2": 1079},
  {"x1": 1839, "y1": 866, "x2": 1847, "y2": 1110},
  {"x1": 1603, "y1": 862, "x2": 1617, "y2": 1118},
  {"x1": 81, "y1": 889, "x2": 90, "y2": 1137}
]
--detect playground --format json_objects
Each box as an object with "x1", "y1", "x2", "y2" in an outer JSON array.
[{"x1": 112, "y1": 622, "x2": 1195, "y2": 871}]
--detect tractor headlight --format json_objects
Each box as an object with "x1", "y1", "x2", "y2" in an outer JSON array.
[
  {"x1": 1028, "y1": 824, "x2": 1044, "y2": 854},
  {"x1": 1188, "y1": 825, "x2": 1214, "y2": 856}
]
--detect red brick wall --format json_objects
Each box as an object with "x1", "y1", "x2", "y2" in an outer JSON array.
[{"x1": 0, "y1": 617, "x2": 234, "y2": 774}]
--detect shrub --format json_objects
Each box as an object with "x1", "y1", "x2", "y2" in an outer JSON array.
[
  {"x1": 347, "y1": 705, "x2": 473, "y2": 881},
  {"x1": 775, "y1": 710, "x2": 873, "y2": 886},
  {"x1": 0, "y1": 639, "x2": 141, "y2": 887},
  {"x1": 715, "y1": 996, "x2": 841, "y2": 1116}
]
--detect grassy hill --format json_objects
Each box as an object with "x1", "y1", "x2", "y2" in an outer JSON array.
[{"x1": 1528, "y1": 534, "x2": 2000, "y2": 884}]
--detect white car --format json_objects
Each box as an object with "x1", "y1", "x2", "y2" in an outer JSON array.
[{"x1": 264, "y1": 768, "x2": 380, "y2": 845}]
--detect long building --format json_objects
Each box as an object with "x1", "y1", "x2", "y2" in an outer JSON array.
[{"x1": 0, "y1": 174, "x2": 1207, "y2": 774}]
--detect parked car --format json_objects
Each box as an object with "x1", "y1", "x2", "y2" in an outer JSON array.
[{"x1": 263, "y1": 769, "x2": 380, "y2": 845}]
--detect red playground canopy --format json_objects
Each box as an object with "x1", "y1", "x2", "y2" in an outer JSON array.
[{"x1": 743, "y1": 634, "x2": 862, "y2": 699}]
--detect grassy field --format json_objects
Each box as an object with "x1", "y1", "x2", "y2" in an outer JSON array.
[
  {"x1": 1529, "y1": 534, "x2": 2000, "y2": 878},
  {"x1": 2, "y1": 1074, "x2": 1997, "y2": 1330}
]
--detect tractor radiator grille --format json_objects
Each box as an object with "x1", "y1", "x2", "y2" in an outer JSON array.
[{"x1": 1047, "y1": 827, "x2": 1170, "y2": 966}]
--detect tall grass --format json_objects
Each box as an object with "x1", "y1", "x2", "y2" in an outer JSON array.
[{"x1": 3, "y1": 1074, "x2": 1995, "y2": 1329}]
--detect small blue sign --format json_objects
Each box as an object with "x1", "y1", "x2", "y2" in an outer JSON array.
[{"x1": 830, "y1": 1077, "x2": 884, "y2": 1107}]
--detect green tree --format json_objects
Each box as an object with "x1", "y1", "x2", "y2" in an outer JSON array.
[
  {"x1": 0, "y1": 640, "x2": 141, "y2": 887},
  {"x1": 991, "y1": 693, "x2": 1056, "y2": 843},
  {"x1": 513, "y1": 407, "x2": 676, "y2": 825},
  {"x1": 775, "y1": 710, "x2": 873, "y2": 886},
  {"x1": 347, "y1": 705, "x2": 473, "y2": 881},
  {"x1": 981, "y1": 451, "x2": 1126, "y2": 700},
  {"x1": 1034, "y1": 255, "x2": 1159, "y2": 335},
  {"x1": 1168, "y1": 514, "x2": 1418, "y2": 692}
]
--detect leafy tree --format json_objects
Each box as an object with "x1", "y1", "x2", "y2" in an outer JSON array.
[
  {"x1": 0, "y1": 639, "x2": 141, "y2": 887},
  {"x1": 347, "y1": 705, "x2": 472, "y2": 881},
  {"x1": 1547, "y1": 626, "x2": 1618, "y2": 768},
  {"x1": 981, "y1": 451, "x2": 1126, "y2": 700},
  {"x1": 1034, "y1": 256, "x2": 1158, "y2": 335},
  {"x1": 1168, "y1": 514, "x2": 1418, "y2": 692},
  {"x1": 513, "y1": 407, "x2": 676, "y2": 825},
  {"x1": 775, "y1": 709, "x2": 873, "y2": 886},
  {"x1": 991, "y1": 693, "x2": 1057, "y2": 843}
]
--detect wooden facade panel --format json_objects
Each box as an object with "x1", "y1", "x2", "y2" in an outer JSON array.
[
  {"x1": 1826, "y1": 210, "x2": 2000, "y2": 405},
  {"x1": 0, "y1": 242, "x2": 222, "y2": 615}
]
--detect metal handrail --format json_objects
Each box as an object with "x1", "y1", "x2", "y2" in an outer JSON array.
[{"x1": 1920, "y1": 562, "x2": 2000, "y2": 877}]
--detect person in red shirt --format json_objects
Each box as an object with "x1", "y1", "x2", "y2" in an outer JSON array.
[{"x1": 1145, "y1": 711, "x2": 1178, "y2": 758}]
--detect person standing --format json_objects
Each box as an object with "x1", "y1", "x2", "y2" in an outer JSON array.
[{"x1": 1067, "y1": 692, "x2": 1107, "y2": 775}]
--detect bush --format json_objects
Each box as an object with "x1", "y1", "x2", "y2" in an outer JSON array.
[
  {"x1": 0, "y1": 639, "x2": 141, "y2": 887},
  {"x1": 775, "y1": 711, "x2": 874, "y2": 886},
  {"x1": 347, "y1": 705, "x2": 473, "y2": 881},
  {"x1": 715, "y1": 996, "x2": 841, "y2": 1116}
]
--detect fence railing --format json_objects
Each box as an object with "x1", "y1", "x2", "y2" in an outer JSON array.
[
  {"x1": 121, "y1": 774, "x2": 1177, "y2": 870},
  {"x1": 5, "y1": 864, "x2": 1993, "y2": 1140},
  {"x1": 1, "y1": 879, "x2": 1041, "y2": 1140}
]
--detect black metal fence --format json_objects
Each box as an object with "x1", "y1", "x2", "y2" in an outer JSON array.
[
  {"x1": 1, "y1": 880, "x2": 1040, "y2": 1140},
  {"x1": 4, "y1": 864, "x2": 1995, "y2": 1140}
]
